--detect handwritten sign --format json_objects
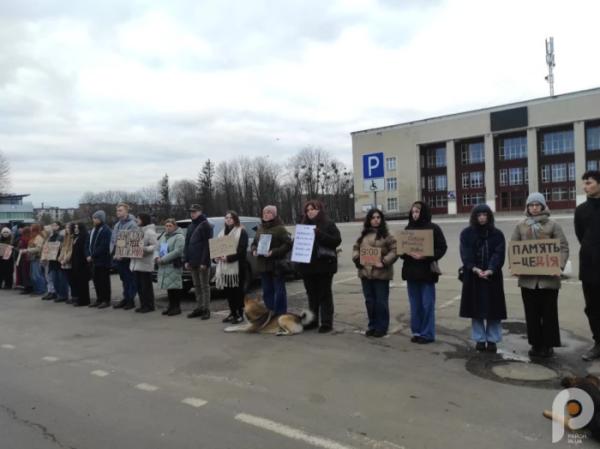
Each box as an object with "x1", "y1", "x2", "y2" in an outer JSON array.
[
  {"x1": 209, "y1": 235, "x2": 238, "y2": 259},
  {"x1": 115, "y1": 230, "x2": 145, "y2": 259},
  {"x1": 41, "y1": 242, "x2": 61, "y2": 261},
  {"x1": 508, "y1": 239, "x2": 561, "y2": 276},
  {"x1": 360, "y1": 246, "x2": 381, "y2": 266},
  {"x1": 291, "y1": 225, "x2": 316, "y2": 264},
  {"x1": 396, "y1": 230, "x2": 434, "y2": 257},
  {"x1": 256, "y1": 234, "x2": 272, "y2": 256},
  {"x1": 0, "y1": 244, "x2": 12, "y2": 260}
]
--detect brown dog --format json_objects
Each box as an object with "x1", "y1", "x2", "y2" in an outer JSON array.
[{"x1": 224, "y1": 296, "x2": 313, "y2": 336}]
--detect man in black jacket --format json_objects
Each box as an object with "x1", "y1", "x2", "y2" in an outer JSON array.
[
  {"x1": 183, "y1": 204, "x2": 213, "y2": 320},
  {"x1": 576, "y1": 171, "x2": 600, "y2": 361}
]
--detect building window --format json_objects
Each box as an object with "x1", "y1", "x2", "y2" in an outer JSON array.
[
  {"x1": 470, "y1": 171, "x2": 484, "y2": 188},
  {"x1": 386, "y1": 157, "x2": 397, "y2": 171},
  {"x1": 587, "y1": 125, "x2": 600, "y2": 151},
  {"x1": 509, "y1": 167, "x2": 524, "y2": 186},
  {"x1": 425, "y1": 147, "x2": 446, "y2": 168},
  {"x1": 568, "y1": 162, "x2": 576, "y2": 181},
  {"x1": 551, "y1": 163, "x2": 567, "y2": 182},
  {"x1": 427, "y1": 176, "x2": 435, "y2": 191},
  {"x1": 435, "y1": 175, "x2": 447, "y2": 191},
  {"x1": 461, "y1": 142, "x2": 484, "y2": 165},
  {"x1": 498, "y1": 136, "x2": 527, "y2": 160},
  {"x1": 588, "y1": 160, "x2": 599, "y2": 171},
  {"x1": 462, "y1": 193, "x2": 485, "y2": 207},
  {"x1": 461, "y1": 173, "x2": 469, "y2": 189},
  {"x1": 550, "y1": 187, "x2": 569, "y2": 201},
  {"x1": 541, "y1": 165, "x2": 551, "y2": 183},
  {"x1": 427, "y1": 195, "x2": 448, "y2": 208},
  {"x1": 541, "y1": 129, "x2": 574, "y2": 155},
  {"x1": 387, "y1": 198, "x2": 398, "y2": 211},
  {"x1": 499, "y1": 169, "x2": 508, "y2": 186},
  {"x1": 386, "y1": 177, "x2": 397, "y2": 191}
]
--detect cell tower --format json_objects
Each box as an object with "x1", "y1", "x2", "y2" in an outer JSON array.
[{"x1": 545, "y1": 37, "x2": 555, "y2": 96}]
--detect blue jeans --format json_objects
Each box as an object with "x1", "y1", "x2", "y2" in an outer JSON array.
[
  {"x1": 30, "y1": 260, "x2": 47, "y2": 294},
  {"x1": 407, "y1": 281, "x2": 436, "y2": 341},
  {"x1": 361, "y1": 279, "x2": 390, "y2": 333},
  {"x1": 472, "y1": 319, "x2": 502, "y2": 343},
  {"x1": 261, "y1": 273, "x2": 287, "y2": 315},
  {"x1": 49, "y1": 269, "x2": 69, "y2": 300},
  {"x1": 116, "y1": 259, "x2": 137, "y2": 304}
]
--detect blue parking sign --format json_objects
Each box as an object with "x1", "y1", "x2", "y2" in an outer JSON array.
[{"x1": 362, "y1": 152, "x2": 384, "y2": 179}]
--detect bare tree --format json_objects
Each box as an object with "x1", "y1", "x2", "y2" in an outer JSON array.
[{"x1": 172, "y1": 179, "x2": 198, "y2": 208}]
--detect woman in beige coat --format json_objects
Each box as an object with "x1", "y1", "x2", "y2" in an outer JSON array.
[
  {"x1": 511, "y1": 192, "x2": 569, "y2": 358},
  {"x1": 352, "y1": 209, "x2": 398, "y2": 338}
]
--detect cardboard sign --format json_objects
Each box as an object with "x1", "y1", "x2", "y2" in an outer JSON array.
[
  {"x1": 209, "y1": 235, "x2": 238, "y2": 259},
  {"x1": 0, "y1": 243, "x2": 12, "y2": 260},
  {"x1": 115, "y1": 230, "x2": 145, "y2": 259},
  {"x1": 41, "y1": 242, "x2": 61, "y2": 261},
  {"x1": 360, "y1": 246, "x2": 381, "y2": 266},
  {"x1": 256, "y1": 234, "x2": 272, "y2": 256},
  {"x1": 396, "y1": 230, "x2": 434, "y2": 257},
  {"x1": 508, "y1": 239, "x2": 561, "y2": 276},
  {"x1": 291, "y1": 225, "x2": 316, "y2": 264}
]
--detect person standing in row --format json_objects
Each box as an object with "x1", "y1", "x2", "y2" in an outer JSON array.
[
  {"x1": 70, "y1": 223, "x2": 91, "y2": 307},
  {"x1": 130, "y1": 213, "x2": 158, "y2": 313},
  {"x1": 214, "y1": 211, "x2": 248, "y2": 324},
  {"x1": 511, "y1": 192, "x2": 569, "y2": 358},
  {"x1": 352, "y1": 208, "x2": 398, "y2": 338},
  {"x1": 575, "y1": 171, "x2": 600, "y2": 361},
  {"x1": 58, "y1": 224, "x2": 75, "y2": 303},
  {"x1": 156, "y1": 219, "x2": 185, "y2": 316},
  {"x1": 401, "y1": 201, "x2": 447, "y2": 344},
  {"x1": 184, "y1": 205, "x2": 213, "y2": 320},
  {"x1": 252, "y1": 205, "x2": 292, "y2": 316},
  {"x1": 16, "y1": 227, "x2": 32, "y2": 294},
  {"x1": 25, "y1": 224, "x2": 47, "y2": 295},
  {"x1": 111, "y1": 203, "x2": 138, "y2": 310},
  {"x1": 86, "y1": 210, "x2": 112, "y2": 309},
  {"x1": 296, "y1": 200, "x2": 341, "y2": 333},
  {"x1": 0, "y1": 227, "x2": 14, "y2": 289},
  {"x1": 48, "y1": 221, "x2": 69, "y2": 303},
  {"x1": 459, "y1": 205, "x2": 507, "y2": 353}
]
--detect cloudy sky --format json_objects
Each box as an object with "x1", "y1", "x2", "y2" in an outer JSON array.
[{"x1": 1, "y1": 0, "x2": 599, "y2": 207}]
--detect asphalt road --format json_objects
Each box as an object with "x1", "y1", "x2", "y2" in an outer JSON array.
[{"x1": 0, "y1": 215, "x2": 597, "y2": 448}]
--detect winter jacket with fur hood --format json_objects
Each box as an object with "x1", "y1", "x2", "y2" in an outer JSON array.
[
  {"x1": 352, "y1": 230, "x2": 398, "y2": 281},
  {"x1": 130, "y1": 224, "x2": 158, "y2": 273}
]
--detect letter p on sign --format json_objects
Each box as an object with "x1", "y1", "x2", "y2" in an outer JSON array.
[{"x1": 363, "y1": 152, "x2": 384, "y2": 179}]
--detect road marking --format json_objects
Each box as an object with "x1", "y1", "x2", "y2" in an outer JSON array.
[
  {"x1": 1, "y1": 344, "x2": 15, "y2": 350},
  {"x1": 333, "y1": 276, "x2": 358, "y2": 285},
  {"x1": 235, "y1": 413, "x2": 356, "y2": 449},
  {"x1": 42, "y1": 356, "x2": 59, "y2": 362},
  {"x1": 135, "y1": 383, "x2": 159, "y2": 392},
  {"x1": 439, "y1": 295, "x2": 461, "y2": 309},
  {"x1": 91, "y1": 370, "x2": 110, "y2": 377},
  {"x1": 181, "y1": 397, "x2": 208, "y2": 408}
]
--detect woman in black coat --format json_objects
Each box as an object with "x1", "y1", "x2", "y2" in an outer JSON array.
[
  {"x1": 296, "y1": 200, "x2": 342, "y2": 333},
  {"x1": 70, "y1": 223, "x2": 91, "y2": 306},
  {"x1": 459, "y1": 204, "x2": 506, "y2": 353}
]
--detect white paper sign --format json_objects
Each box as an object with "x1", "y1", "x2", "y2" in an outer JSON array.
[
  {"x1": 256, "y1": 234, "x2": 272, "y2": 256},
  {"x1": 291, "y1": 225, "x2": 316, "y2": 264}
]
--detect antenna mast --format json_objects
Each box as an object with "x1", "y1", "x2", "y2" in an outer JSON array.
[{"x1": 545, "y1": 37, "x2": 555, "y2": 96}]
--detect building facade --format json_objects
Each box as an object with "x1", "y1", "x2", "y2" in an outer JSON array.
[
  {"x1": 351, "y1": 87, "x2": 600, "y2": 217},
  {"x1": 0, "y1": 194, "x2": 35, "y2": 225},
  {"x1": 34, "y1": 206, "x2": 77, "y2": 222}
]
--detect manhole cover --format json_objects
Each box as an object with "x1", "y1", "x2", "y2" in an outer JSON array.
[{"x1": 492, "y1": 362, "x2": 558, "y2": 381}]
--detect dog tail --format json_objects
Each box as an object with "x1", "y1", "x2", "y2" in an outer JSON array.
[{"x1": 300, "y1": 309, "x2": 314, "y2": 326}]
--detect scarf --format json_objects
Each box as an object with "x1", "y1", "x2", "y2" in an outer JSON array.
[
  {"x1": 524, "y1": 212, "x2": 549, "y2": 239},
  {"x1": 215, "y1": 226, "x2": 242, "y2": 289}
]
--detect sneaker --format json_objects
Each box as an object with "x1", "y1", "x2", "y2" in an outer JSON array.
[
  {"x1": 136, "y1": 307, "x2": 154, "y2": 314},
  {"x1": 97, "y1": 302, "x2": 110, "y2": 309},
  {"x1": 112, "y1": 300, "x2": 126, "y2": 309},
  {"x1": 528, "y1": 346, "x2": 543, "y2": 357},
  {"x1": 416, "y1": 337, "x2": 434, "y2": 344},
  {"x1": 161, "y1": 309, "x2": 170, "y2": 316},
  {"x1": 123, "y1": 303, "x2": 135, "y2": 310},
  {"x1": 200, "y1": 309, "x2": 211, "y2": 320},
  {"x1": 365, "y1": 329, "x2": 376, "y2": 337},
  {"x1": 410, "y1": 336, "x2": 420, "y2": 343},
  {"x1": 88, "y1": 302, "x2": 99, "y2": 308},
  {"x1": 318, "y1": 325, "x2": 333, "y2": 334},
  {"x1": 475, "y1": 342, "x2": 486, "y2": 352},
  {"x1": 167, "y1": 308, "x2": 181, "y2": 316},
  {"x1": 42, "y1": 293, "x2": 57, "y2": 301},
  {"x1": 303, "y1": 321, "x2": 319, "y2": 331},
  {"x1": 222, "y1": 314, "x2": 235, "y2": 323},
  {"x1": 582, "y1": 344, "x2": 600, "y2": 361},
  {"x1": 232, "y1": 315, "x2": 244, "y2": 324},
  {"x1": 187, "y1": 308, "x2": 204, "y2": 319},
  {"x1": 372, "y1": 330, "x2": 387, "y2": 338},
  {"x1": 486, "y1": 342, "x2": 497, "y2": 353}
]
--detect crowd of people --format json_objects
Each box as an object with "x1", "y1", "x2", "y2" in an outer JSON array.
[{"x1": 0, "y1": 170, "x2": 599, "y2": 361}]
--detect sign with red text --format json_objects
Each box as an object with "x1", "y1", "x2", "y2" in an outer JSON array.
[
  {"x1": 360, "y1": 246, "x2": 381, "y2": 266},
  {"x1": 508, "y1": 239, "x2": 561, "y2": 276}
]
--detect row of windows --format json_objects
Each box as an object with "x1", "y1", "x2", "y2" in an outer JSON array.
[
  {"x1": 588, "y1": 160, "x2": 600, "y2": 171},
  {"x1": 421, "y1": 175, "x2": 447, "y2": 192},
  {"x1": 460, "y1": 142, "x2": 485, "y2": 165},
  {"x1": 387, "y1": 197, "x2": 398, "y2": 211},
  {"x1": 421, "y1": 148, "x2": 446, "y2": 169},
  {"x1": 461, "y1": 171, "x2": 484, "y2": 189},
  {"x1": 588, "y1": 126, "x2": 600, "y2": 151},
  {"x1": 542, "y1": 187, "x2": 577, "y2": 202},
  {"x1": 461, "y1": 193, "x2": 486, "y2": 207},
  {"x1": 541, "y1": 163, "x2": 576, "y2": 183},
  {"x1": 498, "y1": 136, "x2": 528, "y2": 160},
  {"x1": 422, "y1": 195, "x2": 448, "y2": 209},
  {"x1": 498, "y1": 167, "x2": 529, "y2": 186},
  {"x1": 541, "y1": 130, "x2": 574, "y2": 155}
]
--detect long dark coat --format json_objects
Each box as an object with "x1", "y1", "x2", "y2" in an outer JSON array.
[
  {"x1": 575, "y1": 197, "x2": 600, "y2": 284},
  {"x1": 459, "y1": 225, "x2": 507, "y2": 320}
]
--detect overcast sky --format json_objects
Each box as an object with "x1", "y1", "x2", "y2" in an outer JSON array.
[{"x1": 1, "y1": 0, "x2": 599, "y2": 207}]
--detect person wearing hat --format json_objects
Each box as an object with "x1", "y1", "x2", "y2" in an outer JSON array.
[
  {"x1": 511, "y1": 192, "x2": 569, "y2": 358},
  {"x1": 459, "y1": 204, "x2": 507, "y2": 353},
  {"x1": 183, "y1": 204, "x2": 213, "y2": 320},
  {"x1": 0, "y1": 227, "x2": 14, "y2": 289},
  {"x1": 86, "y1": 210, "x2": 112, "y2": 308}
]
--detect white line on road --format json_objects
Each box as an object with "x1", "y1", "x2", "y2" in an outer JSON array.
[
  {"x1": 135, "y1": 383, "x2": 159, "y2": 392},
  {"x1": 1, "y1": 344, "x2": 15, "y2": 350},
  {"x1": 439, "y1": 295, "x2": 461, "y2": 309},
  {"x1": 235, "y1": 413, "x2": 356, "y2": 449},
  {"x1": 91, "y1": 370, "x2": 110, "y2": 377},
  {"x1": 181, "y1": 397, "x2": 208, "y2": 408},
  {"x1": 333, "y1": 276, "x2": 359, "y2": 285},
  {"x1": 42, "y1": 356, "x2": 59, "y2": 362}
]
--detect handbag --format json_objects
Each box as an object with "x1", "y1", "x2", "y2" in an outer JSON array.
[
  {"x1": 316, "y1": 245, "x2": 337, "y2": 259},
  {"x1": 458, "y1": 266, "x2": 465, "y2": 282},
  {"x1": 430, "y1": 260, "x2": 442, "y2": 275}
]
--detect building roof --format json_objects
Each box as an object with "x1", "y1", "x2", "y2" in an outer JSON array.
[{"x1": 351, "y1": 86, "x2": 600, "y2": 136}]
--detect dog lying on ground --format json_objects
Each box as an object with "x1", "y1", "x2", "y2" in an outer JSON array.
[
  {"x1": 224, "y1": 296, "x2": 313, "y2": 336},
  {"x1": 543, "y1": 375, "x2": 600, "y2": 441}
]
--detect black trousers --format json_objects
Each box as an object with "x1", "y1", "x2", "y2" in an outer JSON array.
[
  {"x1": 302, "y1": 273, "x2": 335, "y2": 327},
  {"x1": 583, "y1": 282, "x2": 600, "y2": 344},
  {"x1": 167, "y1": 289, "x2": 182, "y2": 311},
  {"x1": 521, "y1": 287, "x2": 561, "y2": 348},
  {"x1": 92, "y1": 266, "x2": 111, "y2": 304},
  {"x1": 0, "y1": 259, "x2": 13, "y2": 288},
  {"x1": 135, "y1": 271, "x2": 155, "y2": 310},
  {"x1": 223, "y1": 268, "x2": 245, "y2": 316},
  {"x1": 65, "y1": 269, "x2": 78, "y2": 298}
]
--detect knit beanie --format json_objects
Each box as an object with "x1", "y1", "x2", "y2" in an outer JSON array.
[
  {"x1": 526, "y1": 192, "x2": 547, "y2": 210},
  {"x1": 1, "y1": 227, "x2": 11, "y2": 236},
  {"x1": 92, "y1": 210, "x2": 106, "y2": 223},
  {"x1": 263, "y1": 205, "x2": 278, "y2": 217}
]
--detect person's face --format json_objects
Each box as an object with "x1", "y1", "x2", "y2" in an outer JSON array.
[
  {"x1": 136, "y1": 217, "x2": 143, "y2": 227},
  {"x1": 263, "y1": 210, "x2": 274, "y2": 221},
  {"x1": 190, "y1": 210, "x2": 201, "y2": 220},
  {"x1": 74, "y1": 225, "x2": 80, "y2": 235},
  {"x1": 528, "y1": 202, "x2": 543, "y2": 216},
  {"x1": 305, "y1": 205, "x2": 319, "y2": 220},
  {"x1": 165, "y1": 223, "x2": 176, "y2": 233},
  {"x1": 477, "y1": 212, "x2": 488, "y2": 225},
  {"x1": 116, "y1": 206, "x2": 127, "y2": 219},
  {"x1": 411, "y1": 206, "x2": 421, "y2": 221},
  {"x1": 224, "y1": 214, "x2": 235, "y2": 227},
  {"x1": 370, "y1": 213, "x2": 382, "y2": 228},
  {"x1": 92, "y1": 218, "x2": 101, "y2": 226},
  {"x1": 583, "y1": 178, "x2": 600, "y2": 197}
]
